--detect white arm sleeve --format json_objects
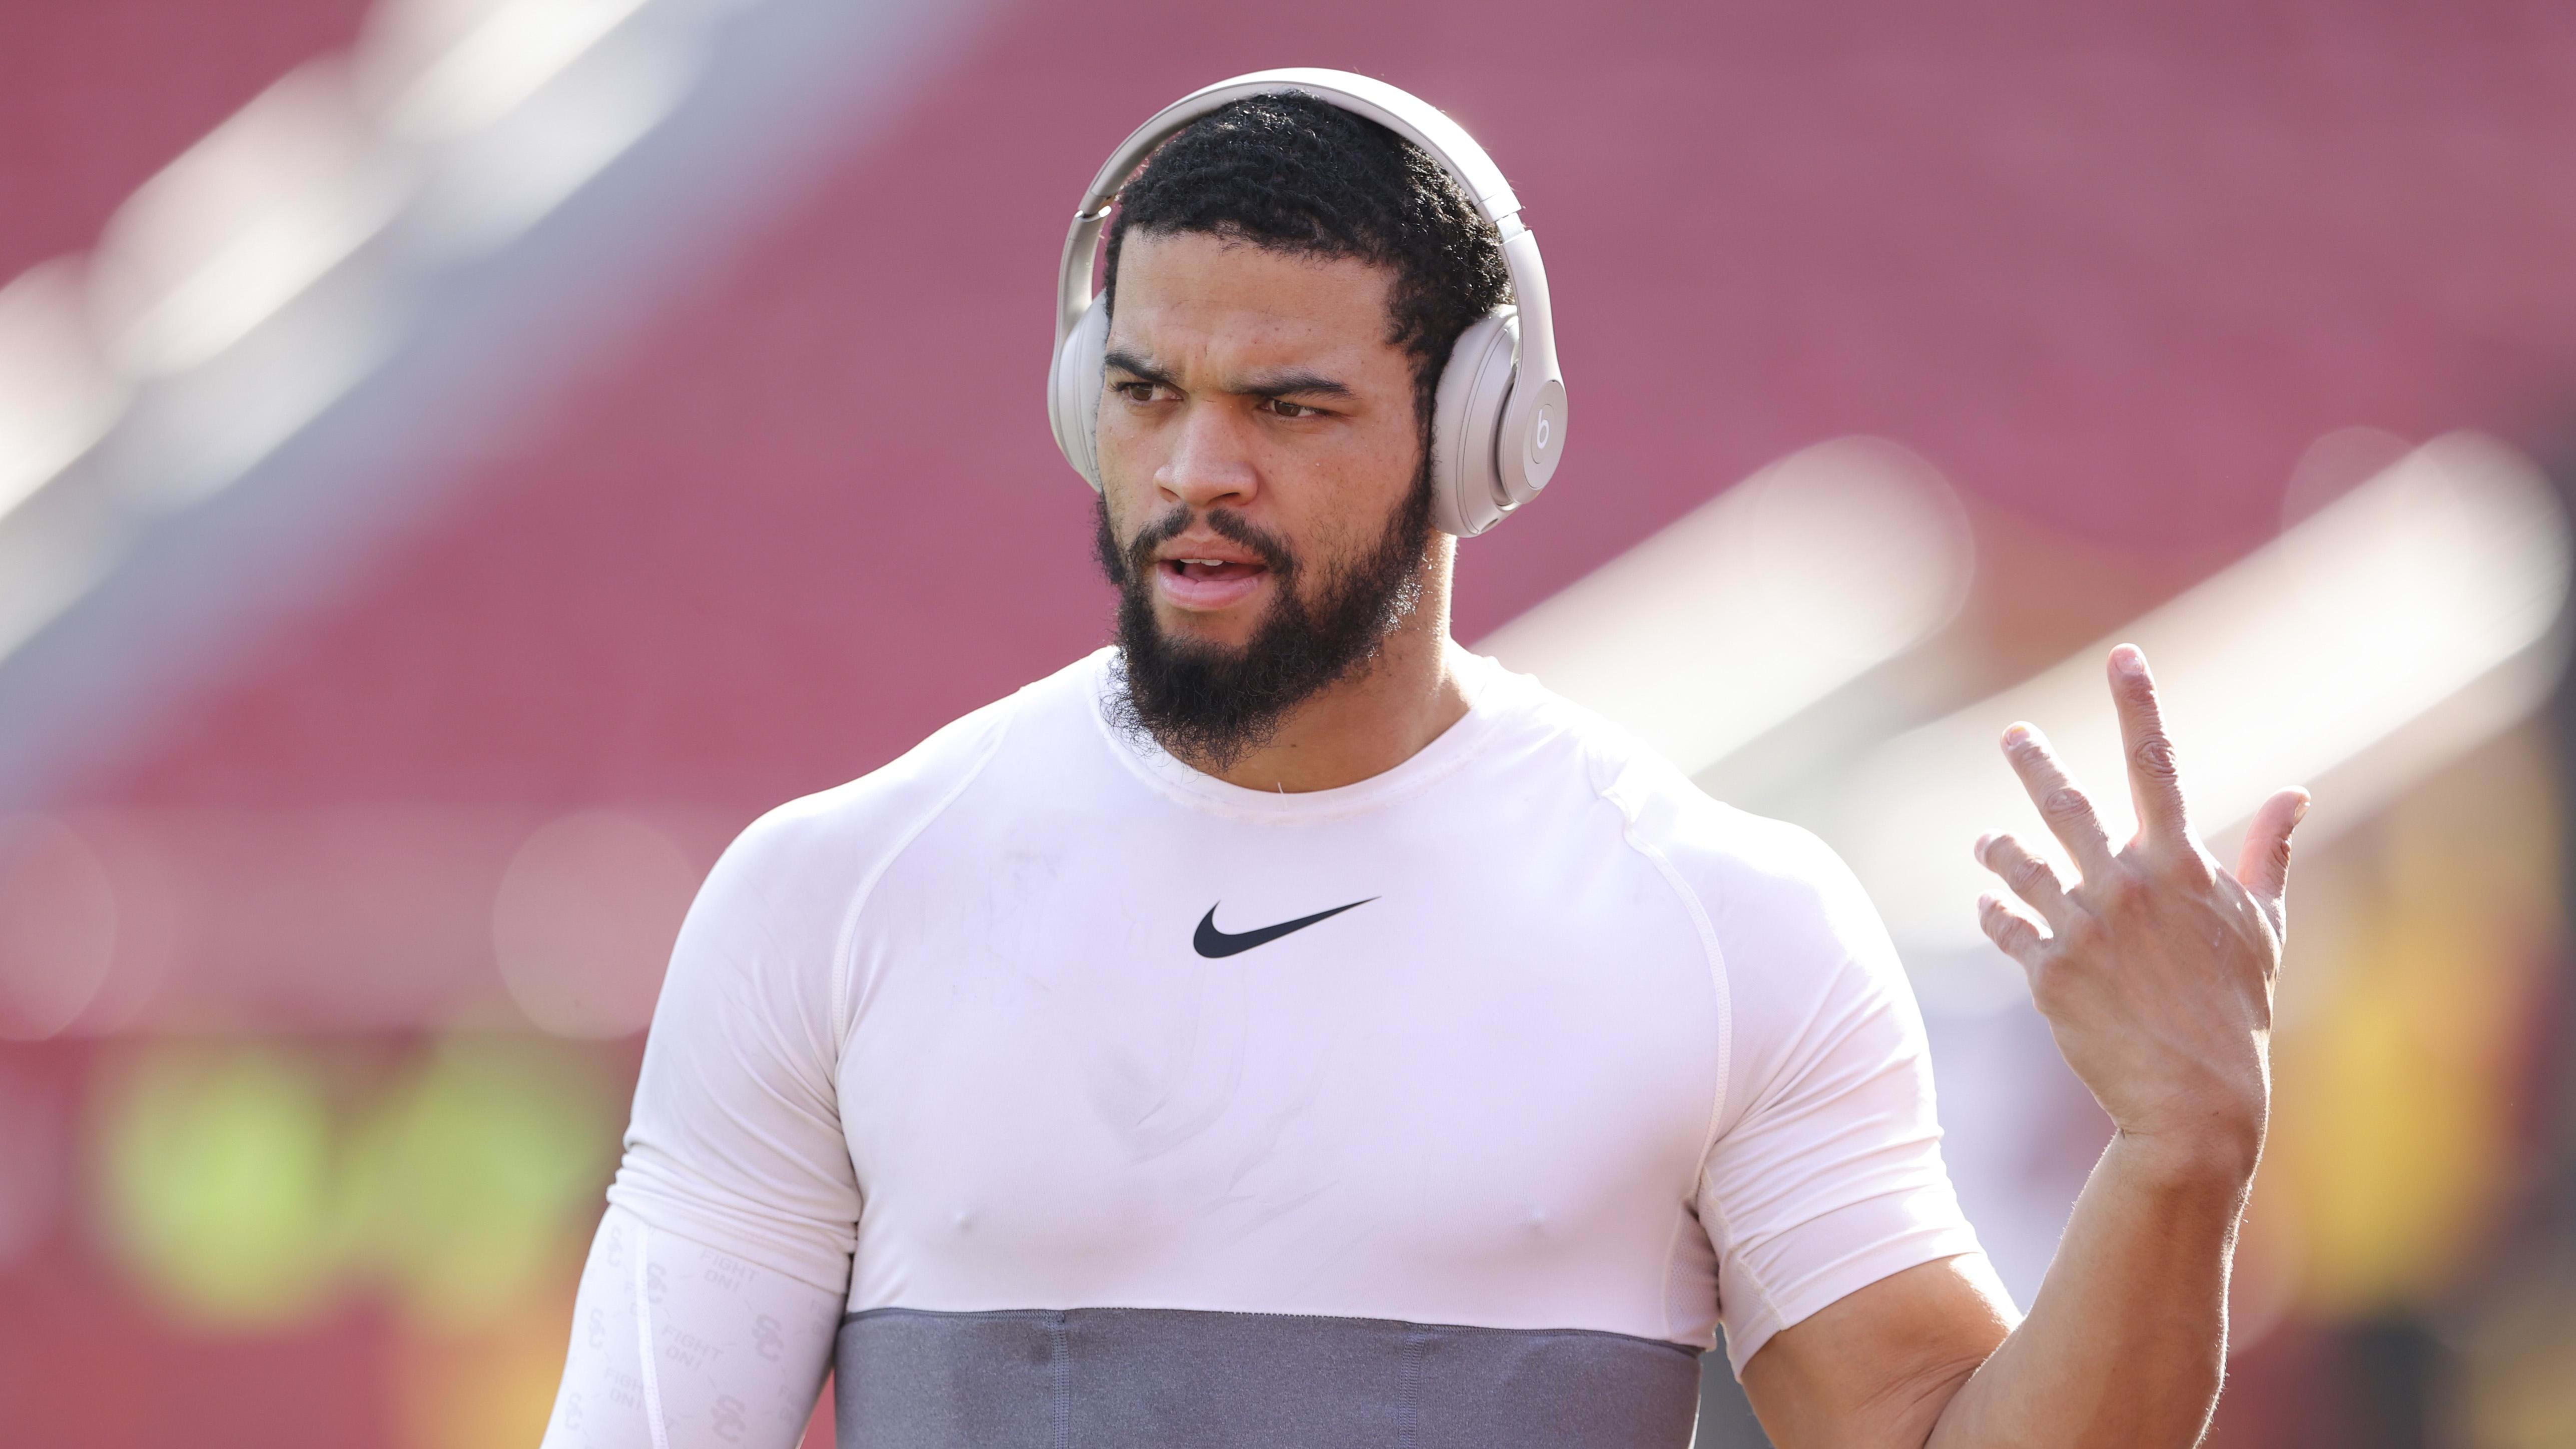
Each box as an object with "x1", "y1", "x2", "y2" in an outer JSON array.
[
  {"x1": 540, "y1": 1204, "x2": 843, "y2": 1449},
  {"x1": 607, "y1": 800, "x2": 868, "y2": 1289},
  {"x1": 1693, "y1": 824, "x2": 1985, "y2": 1376},
  {"x1": 546, "y1": 790, "x2": 909, "y2": 1446}
]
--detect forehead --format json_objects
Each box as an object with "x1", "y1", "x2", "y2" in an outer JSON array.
[{"x1": 1108, "y1": 231, "x2": 1402, "y2": 377}]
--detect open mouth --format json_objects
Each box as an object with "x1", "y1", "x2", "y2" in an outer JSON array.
[{"x1": 1156, "y1": 555, "x2": 1270, "y2": 610}]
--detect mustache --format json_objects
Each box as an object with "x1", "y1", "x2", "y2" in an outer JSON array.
[{"x1": 1119, "y1": 505, "x2": 1297, "y2": 582}]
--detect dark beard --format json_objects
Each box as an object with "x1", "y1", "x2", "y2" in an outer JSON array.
[{"x1": 1094, "y1": 467, "x2": 1436, "y2": 773}]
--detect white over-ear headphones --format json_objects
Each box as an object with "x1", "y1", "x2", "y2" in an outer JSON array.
[{"x1": 1047, "y1": 68, "x2": 1566, "y2": 539}]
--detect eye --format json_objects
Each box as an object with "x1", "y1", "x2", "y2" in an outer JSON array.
[
  {"x1": 1262, "y1": 398, "x2": 1322, "y2": 419},
  {"x1": 1112, "y1": 380, "x2": 1160, "y2": 403}
]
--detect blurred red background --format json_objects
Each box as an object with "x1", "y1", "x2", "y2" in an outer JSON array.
[{"x1": 4, "y1": 3, "x2": 2573, "y2": 1445}]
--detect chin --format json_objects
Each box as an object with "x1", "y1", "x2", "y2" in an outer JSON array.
[{"x1": 1154, "y1": 604, "x2": 1266, "y2": 654}]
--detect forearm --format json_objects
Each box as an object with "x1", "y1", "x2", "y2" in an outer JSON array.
[
  {"x1": 541, "y1": 1203, "x2": 846, "y2": 1449},
  {"x1": 1925, "y1": 1132, "x2": 2250, "y2": 1449}
]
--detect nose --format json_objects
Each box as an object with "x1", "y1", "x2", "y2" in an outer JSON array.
[{"x1": 1155, "y1": 401, "x2": 1259, "y2": 513}]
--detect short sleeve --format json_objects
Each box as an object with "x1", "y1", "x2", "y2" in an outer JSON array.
[
  {"x1": 1693, "y1": 824, "x2": 1982, "y2": 1377},
  {"x1": 606, "y1": 802, "x2": 865, "y2": 1295}
]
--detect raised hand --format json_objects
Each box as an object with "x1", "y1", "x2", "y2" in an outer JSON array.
[{"x1": 1973, "y1": 644, "x2": 2309, "y2": 1178}]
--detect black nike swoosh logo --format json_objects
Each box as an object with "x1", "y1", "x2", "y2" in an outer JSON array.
[{"x1": 1193, "y1": 898, "x2": 1376, "y2": 958}]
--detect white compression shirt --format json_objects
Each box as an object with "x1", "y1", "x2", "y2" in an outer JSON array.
[{"x1": 542, "y1": 647, "x2": 1983, "y2": 1448}]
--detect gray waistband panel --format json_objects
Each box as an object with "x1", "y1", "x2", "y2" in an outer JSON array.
[{"x1": 833, "y1": 1306, "x2": 1703, "y2": 1449}]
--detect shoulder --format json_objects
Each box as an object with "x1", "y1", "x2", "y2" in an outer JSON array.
[
  {"x1": 1630, "y1": 789, "x2": 1881, "y2": 968},
  {"x1": 1488, "y1": 663, "x2": 1911, "y2": 1110},
  {"x1": 1479, "y1": 658, "x2": 1875, "y2": 952},
  {"x1": 712, "y1": 652, "x2": 1098, "y2": 899},
  {"x1": 1522, "y1": 694, "x2": 1934, "y2": 1144}
]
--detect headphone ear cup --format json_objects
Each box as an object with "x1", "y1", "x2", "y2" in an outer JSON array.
[
  {"x1": 1049, "y1": 295, "x2": 1112, "y2": 491},
  {"x1": 1428, "y1": 309, "x2": 1520, "y2": 537}
]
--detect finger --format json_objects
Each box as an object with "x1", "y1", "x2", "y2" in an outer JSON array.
[
  {"x1": 2000, "y1": 723, "x2": 2117, "y2": 879},
  {"x1": 1977, "y1": 893, "x2": 2049, "y2": 972},
  {"x1": 2234, "y1": 786, "x2": 2311, "y2": 904},
  {"x1": 2108, "y1": 644, "x2": 2191, "y2": 848},
  {"x1": 1975, "y1": 831, "x2": 2075, "y2": 929}
]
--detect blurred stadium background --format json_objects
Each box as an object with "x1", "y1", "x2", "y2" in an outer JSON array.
[{"x1": 5, "y1": 2, "x2": 2575, "y2": 1444}]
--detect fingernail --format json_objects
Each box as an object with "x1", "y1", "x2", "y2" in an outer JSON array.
[
  {"x1": 2291, "y1": 794, "x2": 2311, "y2": 827},
  {"x1": 2113, "y1": 645, "x2": 2146, "y2": 675},
  {"x1": 1973, "y1": 832, "x2": 1993, "y2": 857},
  {"x1": 2002, "y1": 723, "x2": 2034, "y2": 747}
]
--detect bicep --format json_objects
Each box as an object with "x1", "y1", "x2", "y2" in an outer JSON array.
[
  {"x1": 1697, "y1": 834, "x2": 1985, "y2": 1373},
  {"x1": 542, "y1": 1204, "x2": 844, "y2": 1449},
  {"x1": 1739, "y1": 1254, "x2": 2015, "y2": 1449},
  {"x1": 1699, "y1": 976, "x2": 1985, "y2": 1372},
  {"x1": 609, "y1": 818, "x2": 863, "y2": 1291}
]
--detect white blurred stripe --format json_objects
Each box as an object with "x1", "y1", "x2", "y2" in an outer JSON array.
[
  {"x1": 0, "y1": 263, "x2": 124, "y2": 520},
  {"x1": 92, "y1": 61, "x2": 396, "y2": 381},
  {"x1": 1815, "y1": 432, "x2": 2569, "y2": 957},
  {"x1": 1477, "y1": 437, "x2": 1975, "y2": 777},
  {"x1": 380, "y1": 0, "x2": 659, "y2": 142},
  {"x1": 0, "y1": 0, "x2": 1000, "y2": 808}
]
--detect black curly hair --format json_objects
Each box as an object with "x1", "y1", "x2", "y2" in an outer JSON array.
[{"x1": 1101, "y1": 90, "x2": 1513, "y2": 434}]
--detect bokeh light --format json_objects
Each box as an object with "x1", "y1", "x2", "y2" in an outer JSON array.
[
  {"x1": 492, "y1": 811, "x2": 695, "y2": 1039},
  {"x1": 0, "y1": 814, "x2": 118, "y2": 1041},
  {"x1": 338, "y1": 1034, "x2": 614, "y2": 1330},
  {"x1": 91, "y1": 1044, "x2": 340, "y2": 1330}
]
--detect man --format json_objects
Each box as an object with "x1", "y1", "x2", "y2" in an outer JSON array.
[{"x1": 541, "y1": 81, "x2": 2306, "y2": 1448}]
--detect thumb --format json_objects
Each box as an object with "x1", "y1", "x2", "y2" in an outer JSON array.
[{"x1": 2236, "y1": 786, "x2": 2310, "y2": 904}]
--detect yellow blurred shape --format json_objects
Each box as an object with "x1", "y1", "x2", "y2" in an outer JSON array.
[
  {"x1": 392, "y1": 1265, "x2": 581, "y2": 1449},
  {"x1": 338, "y1": 1034, "x2": 612, "y2": 1332},
  {"x1": 2286, "y1": 942, "x2": 2509, "y2": 1312},
  {"x1": 92, "y1": 1044, "x2": 340, "y2": 1330},
  {"x1": 2467, "y1": 1317, "x2": 2576, "y2": 1449},
  {"x1": 2266, "y1": 727, "x2": 2555, "y2": 1317},
  {"x1": 2459, "y1": 1240, "x2": 2576, "y2": 1449}
]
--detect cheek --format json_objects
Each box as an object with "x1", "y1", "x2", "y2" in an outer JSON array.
[
  {"x1": 1338, "y1": 404, "x2": 1425, "y2": 503},
  {"x1": 1276, "y1": 491, "x2": 1395, "y2": 592},
  {"x1": 1091, "y1": 409, "x2": 1162, "y2": 512},
  {"x1": 1302, "y1": 422, "x2": 1422, "y2": 537}
]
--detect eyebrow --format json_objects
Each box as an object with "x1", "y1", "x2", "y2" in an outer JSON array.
[
  {"x1": 1240, "y1": 370, "x2": 1356, "y2": 401},
  {"x1": 1103, "y1": 347, "x2": 1356, "y2": 402},
  {"x1": 1102, "y1": 348, "x2": 1176, "y2": 388}
]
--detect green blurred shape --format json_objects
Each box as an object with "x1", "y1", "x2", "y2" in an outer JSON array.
[
  {"x1": 338, "y1": 1034, "x2": 613, "y2": 1333},
  {"x1": 94, "y1": 1044, "x2": 340, "y2": 1331}
]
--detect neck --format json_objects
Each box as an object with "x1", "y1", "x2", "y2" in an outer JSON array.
[{"x1": 1166, "y1": 547, "x2": 1471, "y2": 793}]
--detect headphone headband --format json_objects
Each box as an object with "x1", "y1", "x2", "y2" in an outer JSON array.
[
  {"x1": 1049, "y1": 69, "x2": 1566, "y2": 537},
  {"x1": 1056, "y1": 70, "x2": 1536, "y2": 337}
]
